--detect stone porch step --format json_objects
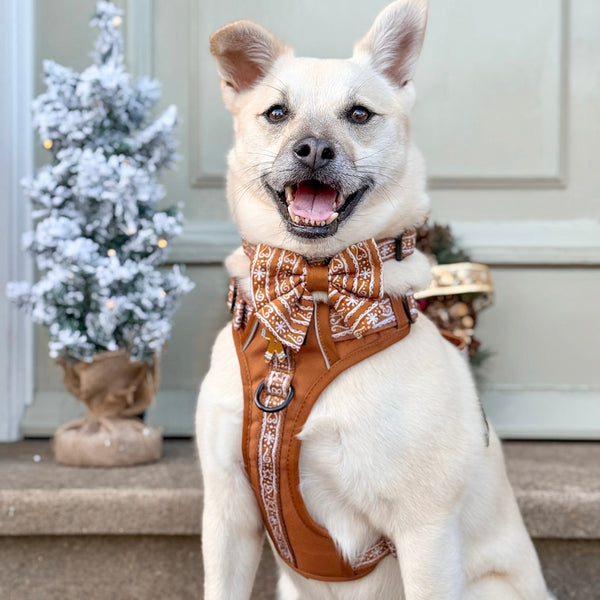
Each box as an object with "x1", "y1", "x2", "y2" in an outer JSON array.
[{"x1": 1, "y1": 440, "x2": 599, "y2": 599}]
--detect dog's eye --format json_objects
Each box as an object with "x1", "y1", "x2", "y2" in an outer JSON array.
[
  {"x1": 264, "y1": 105, "x2": 288, "y2": 123},
  {"x1": 347, "y1": 106, "x2": 372, "y2": 124}
]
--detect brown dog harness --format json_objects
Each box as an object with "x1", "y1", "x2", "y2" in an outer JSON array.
[{"x1": 229, "y1": 233, "x2": 453, "y2": 581}]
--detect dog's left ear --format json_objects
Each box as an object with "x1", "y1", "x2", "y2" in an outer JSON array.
[{"x1": 353, "y1": 0, "x2": 428, "y2": 88}]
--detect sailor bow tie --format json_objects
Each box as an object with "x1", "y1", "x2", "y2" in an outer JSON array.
[{"x1": 250, "y1": 238, "x2": 391, "y2": 352}]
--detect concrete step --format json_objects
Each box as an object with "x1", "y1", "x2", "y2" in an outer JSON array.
[{"x1": 1, "y1": 440, "x2": 599, "y2": 599}]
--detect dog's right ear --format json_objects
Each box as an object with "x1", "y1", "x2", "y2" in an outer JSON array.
[{"x1": 210, "y1": 21, "x2": 290, "y2": 108}]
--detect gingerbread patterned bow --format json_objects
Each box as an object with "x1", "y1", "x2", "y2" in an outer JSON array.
[{"x1": 250, "y1": 239, "x2": 388, "y2": 352}]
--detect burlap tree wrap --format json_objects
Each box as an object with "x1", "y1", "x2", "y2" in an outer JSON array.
[{"x1": 53, "y1": 350, "x2": 163, "y2": 467}]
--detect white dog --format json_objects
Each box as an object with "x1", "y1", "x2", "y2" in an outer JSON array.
[{"x1": 196, "y1": 1, "x2": 554, "y2": 598}]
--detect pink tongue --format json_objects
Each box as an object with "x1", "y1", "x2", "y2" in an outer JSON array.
[{"x1": 289, "y1": 181, "x2": 337, "y2": 222}]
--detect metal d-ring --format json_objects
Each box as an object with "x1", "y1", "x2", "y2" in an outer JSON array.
[{"x1": 254, "y1": 380, "x2": 294, "y2": 413}]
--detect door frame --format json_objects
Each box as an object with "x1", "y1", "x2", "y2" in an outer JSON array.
[{"x1": 0, "y1": 0, "x2": 35, "y2": 441}]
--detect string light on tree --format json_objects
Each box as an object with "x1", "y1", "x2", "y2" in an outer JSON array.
[
  {"x1": 112, "y1": 15, "x2": 122, "y2": 27},
  {"x1": 126, "y1": 227, "x2": 137, "y2": 236},
  {"x1": 107, "y1": 249, "x2": 117, "y2": 257},
  {"x1": 157, "y1": 238, "x2": 168, "y2": 249},
  {"x1": 43, "y1": 139, "x2": 53, "y2": 150},
  {"x1": 106, "y1": 300, "x2": 115, "y2": 309}
]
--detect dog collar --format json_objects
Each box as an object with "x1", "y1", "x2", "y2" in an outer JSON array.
[{"x1": 241, "y1": 229, "x2": 417, "y2": 263}]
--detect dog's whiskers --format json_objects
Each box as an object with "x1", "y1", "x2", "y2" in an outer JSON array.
[{"x1": 354, "y1": 144, "x2": 397, "y2": 163}]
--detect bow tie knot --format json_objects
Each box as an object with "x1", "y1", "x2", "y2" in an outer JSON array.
[
  {"x1": 305, "y1": 264, "x2": 329, "y2": 293},
  {"x1": 250, "y1": 239, "x2": 386, "y2": 353}
]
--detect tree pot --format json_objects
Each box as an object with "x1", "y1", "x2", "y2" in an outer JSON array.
[{"x1": 53, "y1": 350, "x2": 163, "y2": 467}]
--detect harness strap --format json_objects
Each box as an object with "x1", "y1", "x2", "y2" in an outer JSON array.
[
  {"x1": 235, "y1": 294, "x2": 412, "y2": 581},
  {"x1": 230, "y1": 232, "x2": 465, "y2": 581}
]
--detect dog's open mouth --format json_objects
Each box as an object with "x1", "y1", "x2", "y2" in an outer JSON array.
[{"x1": 272, "y1": 180, "x2": 368, "y2": 238}]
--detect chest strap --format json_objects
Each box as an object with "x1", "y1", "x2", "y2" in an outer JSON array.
[{"x1": 234, "y1": 294, "x2": 412, "y2": 581}]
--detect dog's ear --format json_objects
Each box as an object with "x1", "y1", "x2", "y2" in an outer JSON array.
[
  {"x1": 353, "y1": 0, "x2": 428, "y2": 88},
  {"x1": 210, "y1": 21, "x2": 290, "y2": 105}
]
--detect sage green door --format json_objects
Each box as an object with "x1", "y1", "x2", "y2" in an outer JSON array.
[{"x1": 24, "y1": 0, "x2": 600, "y2": 439}]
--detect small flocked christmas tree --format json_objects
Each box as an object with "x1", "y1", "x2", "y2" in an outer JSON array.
[{"x1": 7, "y1": 1, "x2": 194, "y2": 365}]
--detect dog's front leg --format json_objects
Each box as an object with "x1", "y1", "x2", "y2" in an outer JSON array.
[
  {"x1": 393, "y1": 511, "x2": 463, "y2": 600},
  {"x1": 197, "y1": 329, "x2": 265, "y2": 600},
  {"x1": 201, "y1": 464, "x2": 264, "y2": 600}
]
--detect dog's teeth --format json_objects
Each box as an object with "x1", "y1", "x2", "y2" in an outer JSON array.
[
  {"x1": 285, "y1": 186, "x2": 294, "y2": 205},
  {"x1": 289, "y1": 210, "x2": 338, "y2": 227}
]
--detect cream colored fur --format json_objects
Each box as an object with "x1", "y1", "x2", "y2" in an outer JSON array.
[{"x1": 197, "y1": 1, "x2": 555, "y2": 598}]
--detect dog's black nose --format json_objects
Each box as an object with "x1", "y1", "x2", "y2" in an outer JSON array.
[{"x1": 293, "y1": 137, "x2": 335, "y2": 170}]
